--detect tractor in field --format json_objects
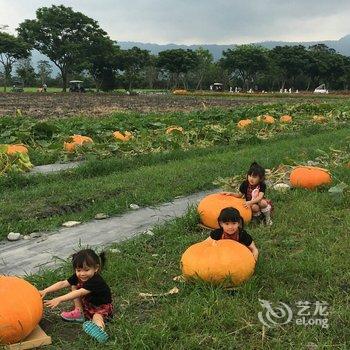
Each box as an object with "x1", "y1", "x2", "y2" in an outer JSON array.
[{"x1": 69, "y1": 80, "x2": 85, "y2": 93}]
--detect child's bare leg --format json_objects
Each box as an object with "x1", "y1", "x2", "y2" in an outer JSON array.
[
  {"x1": 71, "y1": 286, "x2": 83, "y2": 311},
  {"x1": 259, "y1": 199, "x2": 272, "y2": 225},
  {"x1": 251, "y1": 204, "x2": 261, "y2": 218},
  {"x1": 92, "y1": 313, "x2": 105, "y2": 330},
  {"x1": 258, "y1": 199, "x2": 268, "y2": 210}
]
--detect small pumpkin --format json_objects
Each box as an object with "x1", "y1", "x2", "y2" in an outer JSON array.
[
  {"x1": 63, "y1": 142, "x2": 76, "y2": 153},
  {"x1": 71, "y1": 135, "x2": 93, "y2": 145},
  {"x1": 0, "y1": 276, "x2": 43, "y2": 345},
  {"x1": 280, "y1": 115, "x2": 292, "y2": 123},
  {"x1": 237, "y1": 119, "x2": 253, "y2": 129},
  {"x1": 173, "y1": 89, "x2": 188, "y2": 95},
  {"x1": 181, "y1": 238, "x2": 255, "y2": 286},
  {"x1": 197, "y1": 193, "x2": 252, "y2": 229},
  {"x1": 113, "y1": 131, "x2": 133, "y2": 142},
  {"x1": 6, "y1": 144, "x2": 28, "y2": 155},
  {"x1": 165, "y1": 126, "x2": 184, "y2": 134},
  {"x1": 313, "y1": 115, "x2": 327, "y2": 123},
  {"x1": 257, "y1": 115, "x2": 275, "y2": 124},
  {"x1": 64, "y1": 135, "x2": 93, "y2": 152},
  {"x1": 290, "y1": 166, "x2": 332, "y2": 189}
]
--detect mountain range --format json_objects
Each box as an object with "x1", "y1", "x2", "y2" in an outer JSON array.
[
  {"x1": 31, "y1": 35, "x2": 350, "y2": 75},
  {"x1": 117, "y1": 35, "x2": 350, "y2": 60}
]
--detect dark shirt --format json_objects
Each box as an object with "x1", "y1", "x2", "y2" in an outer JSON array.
[
  {"x1": 210, "y1": 228, "x2": 253, "y2": 247},
  {"x1": 239, "y1": 180, "x2": 266, "y2": 201},
  {"x1": 67, "y1": 273, "x2": 112, "y2": 306}
]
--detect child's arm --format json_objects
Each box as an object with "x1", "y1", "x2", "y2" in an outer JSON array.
[
  {"x1": 222, "y1": 192, "x2": 244, "y2": 198},
  {"x1": 248, "y1": 241, "x2": 259, "y2": 261},
  {"x1": 44, "y1": 288, "x2": 90, "y2": 309},
  {"x1": 244, "y1": 192, "x2": 264, "y2": 207},
  {"x1": 39, "y1": 280, "x2": 71, "y2": 298}
]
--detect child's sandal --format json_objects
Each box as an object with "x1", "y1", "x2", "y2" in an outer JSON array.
[{"x1": 83, "y1": 321, "x2": 109, "y2": 343}]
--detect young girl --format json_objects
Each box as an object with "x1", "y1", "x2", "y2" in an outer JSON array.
[
  {"x1": 224, "y1": 161, "x2": 273, "y2": 225},
  {"x1": 39, "y1": 249, "x2": 113, "y2": 343},
  {"x1": 210, "y1": 207, "x2": 259, "y2": 261}
]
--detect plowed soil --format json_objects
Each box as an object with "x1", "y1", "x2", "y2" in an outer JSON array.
[{"x1": 0, "y1": 92, "x2": 314, "y2": 119}]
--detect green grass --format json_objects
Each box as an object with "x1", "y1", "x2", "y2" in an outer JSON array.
[
  {"x1": 0, "y1": 87, "x2": 63, "y2": 93},
  {"x1": 27, "y1": 179, "x2": 350, "y2": 349},
  {"x1": 0, "y1": 127, "x2": 349, "y2": 239}
]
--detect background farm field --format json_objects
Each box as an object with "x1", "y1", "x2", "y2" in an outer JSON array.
[{"x1": 0, "y1": 96, "x2": 349, "y2": 167}]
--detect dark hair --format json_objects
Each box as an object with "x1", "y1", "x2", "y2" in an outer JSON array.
[
  {"x1": 71, "y1": 249, "x2": 106, "y2": 271},
  {"x1": 218, "y1": 207, "x2": 244, "y2": 229},
  {"x1": 247, "y1": 161, "x2": 265, "y2": 180}
]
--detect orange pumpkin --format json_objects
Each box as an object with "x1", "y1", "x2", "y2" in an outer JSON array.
[
  {"x1": 313, "y1": 115, "x2": 327, "y2": 123},
  {"x1": 257, "y1": 115, "x2": 275, "y2": 124},
  {"x1": 64, "y1": 135, "x2": 93, "y2": 152},
  {"x1": 237, "y1": 119, "x2": 253, "y2": 129},
  {"x1": 181, "y1": 238, "x2": 255, "y2": 286},
  {"x1": 197, "y1": 193, "x2": 252, "y2": 229},
  {"x1": 280, "y1": 115, "x2": 292, "y2": 123},
  {"x1": 71, "y1": 135, "x2": 93, "y2": 145},
  {"x1": 0, "y1": 276, "x2": 43, "y2": 345},
  {"x1": 6, "y1": 144, "x2": 28, "y2": 155},
  {"x1": 113, "y1": 130, "x2": 133, "y2": 142},
  {"x1": 173, "y1": 89, "x2": 188, "y2": 95},
  {"x1": 63, "y1": 142, "x2": 76, "y2": 152},
  {"x1": 290, "y1": 166, "x2": 332, "y2": 189},
  {"x1": 165, "y1": 126, "x2": 184, "y2": 134}
]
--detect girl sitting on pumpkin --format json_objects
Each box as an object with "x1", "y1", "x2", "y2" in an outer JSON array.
[
  {"x1": 39, "y1": 249, "x2": 113, "y2": 343},
  {"x1": 223, "y1": 161, "x2": 273, "y2": 225},
  {"x1": 210, "y1": 207, "x2": 259, "y2": 261}
]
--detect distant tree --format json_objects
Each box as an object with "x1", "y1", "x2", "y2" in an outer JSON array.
[
  {"x1": 120, "y1": 47, "x2": 151, "y2": 92},
  {"x1": 269, "y1": 45, "x2": 310, "y2": 90},
  {"x1": 37, "y1": 60, "x2": 52, "y2": 85},
  {"x1": 193, "y1": 47, "x2": 213, "y2": 90},
  {"x1": 157, "y1": 49, "x2": 199, "y2": 88},
  {"x1": 308, "y1": 44, "x2": 346, "y2": 89},
  {"x1": 17, "y1": 5, "x2": 110, "y2": 91},
  {"x1": 0, "y1": 31, "x2": 30, "y2": 91},
  {"x1": 16, "y1": 58, "x2": 37, "y2": 86},
  {"x1": 143, "y1": 54, "x2": 159, "y2": 89},
  {"x1": 84, "y1": 36, "x2": 121, "y2": 91},
  {"x1": 221, "y1": 45, "x2": 269, "y2": 90}
]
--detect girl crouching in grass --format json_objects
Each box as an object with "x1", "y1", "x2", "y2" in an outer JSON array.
[{"x1": 40, "y1": 249, "x2": 113, "y2": 343}]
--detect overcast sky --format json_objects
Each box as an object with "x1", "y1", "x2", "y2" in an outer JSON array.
[{"x1": 1, "y1": 0, "x2": 350, "y2": 44}]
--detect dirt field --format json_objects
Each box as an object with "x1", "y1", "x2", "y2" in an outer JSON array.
[{"x1": 0, "y1": 92, "x2": 327, "y2": 118}]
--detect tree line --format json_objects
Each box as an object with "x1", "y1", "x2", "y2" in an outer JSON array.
[{"x1": 1, "y1": 5, "x2": 350, "y2": 92}]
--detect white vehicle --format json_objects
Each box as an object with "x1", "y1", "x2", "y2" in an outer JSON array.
[{"x1": 314, "y1": 84, "x2": 329, "y2": 94}]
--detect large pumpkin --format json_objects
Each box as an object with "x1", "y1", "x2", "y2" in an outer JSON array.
[
  {"x1": 0, "y1": 276, "x2": 43, "y2": 345},
  {"x1": 181, "y1": 238, "x2": 255, "y2": 286},
  {"x1": 290, "y1": 166, "x2": 332, "y2": 189},
  {"x1": 197, "y1": 193, "x2": 252, "y2": 229}
]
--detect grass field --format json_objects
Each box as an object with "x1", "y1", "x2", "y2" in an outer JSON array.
[
  {"x1": 1, "y1": 96, "x2": 349, "y2": 349},
  {"x1": 25, "y1": 127, "x2": 349, "y2": 349}
]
